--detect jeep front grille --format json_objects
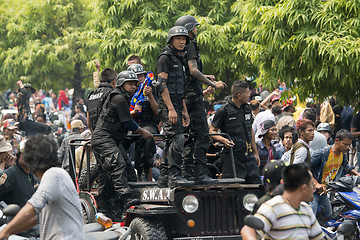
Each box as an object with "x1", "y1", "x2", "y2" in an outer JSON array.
[{"x1": 198, "y1": 191, "x2": 239, "y2": 235}]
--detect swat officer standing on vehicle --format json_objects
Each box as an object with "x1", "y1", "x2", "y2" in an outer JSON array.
[
  {"x1": 128, "y1": 64, "x2": 159, "y2": 181},
  {"x1": 209, "y1": 80, "x2": 261, "y2": 183},
  {"x1": 86, "y1": 68, "x2": 121, "y2": 218},
  {"x1": 91, "y1": 71, "x2": 153, "y2": 214},
  {"x1": 175, "y1": 15, "x2": 226, "y2": 184},
  {"x1": 156, "y1": 26, "x2": 193, "y2": 188},
  {"x1": 86, "y1": 68, "x2": 117, "y2": 131}
]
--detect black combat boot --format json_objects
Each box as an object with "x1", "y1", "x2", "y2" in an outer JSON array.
[
  {"x1": 193, "y1": 163, "x2": 219, "y2": 185},
  {"x1": 157, "y1": 167, "x2": 169, "y2": 188},
  {"x1": 168, "y1": 167, "x2": 194, "y2": 188}
]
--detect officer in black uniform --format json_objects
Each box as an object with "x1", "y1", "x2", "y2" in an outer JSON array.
[
  {"x1": 127, "y1": 64, "x2": 159, "y2": 181},
  {"x1": 86, "y1": 68, "x2": 120, "y2": 218},
  {"x1": 86, "y1": 68, "x2": 117, "y2": 131},
  {"x1": 91, "y1": 71, "x2": 153, "y2": 212},
  {"x1": 209, "y1": 80, "x2": 261, "y2": 184},
  {"x1": 0, "y1": 140, "x2": 38, "y2": 207},
  {"x1": 156, "y1": 26, "x2": 193, "y2": 188},
  {"x1": 175, "y1": 15, "x2": 227, "y2": 184}
]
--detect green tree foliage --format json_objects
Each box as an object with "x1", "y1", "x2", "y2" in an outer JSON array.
[
  {"x1": 85, "y1": 0, "x2": 257, "y2": 97},
  {"x1": 0, "y1": 0, "x2": 94, "y2": 100},
  {"x1": 235, "y1": 0, "x2": 360, "y2": 104}
]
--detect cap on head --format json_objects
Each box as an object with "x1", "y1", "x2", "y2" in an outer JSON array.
[
  {"x1": 317, "y1": 122, "x2": 331, "y2": 133},
  {"x1": 166, "y1": 26, "x2": 189, "y2": 45},
  {"x1": 3, "y1": 119, "x2": 17, "y2": 130},
  {"x1": 175, "y1": 15, "x2": 200, "y2": 32},
  {"x1": 116, "y1": 71, "x2": 139, "y2": 87},
  {"x1": 127, "y1": 64, "x2": 147, "y2": 75},
  {"x1": 271, "y1": 96, "x2": 280, "y2": 103},
  {"x1": 70, "y1": 120, "x2": 85, "y2": 130},
  {"x1": 263, "y1": 160, "x2": 286, "y2": 190},
  {"x1": 283, "y1": 99, "x2": 294, "y2": 110},
  {"x1": 259, "y1": 120, "x2": 276, "y2": 138}
]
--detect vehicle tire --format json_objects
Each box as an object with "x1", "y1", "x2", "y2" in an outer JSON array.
[
  {"x1": 130, "y1": 217, "x2": 167, "y2": 240},
  {"x1": 80, "y1": 198, "x2": 96, "y2": 224},
  {"x1": 78, "y1": 163, "x2": 99, "y2": 190}
]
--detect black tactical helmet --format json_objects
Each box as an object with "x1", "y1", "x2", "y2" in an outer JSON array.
[
  {"x1": 175, "y1": 15, "x2": 199, "y2": 32},
  {"x1": 127, "y1": 64, "x2": 147, "y2": 75},
  {"x1": 116, "y1": 71, "x2": 139, "y2": 87},
  {"x1": 166, "y1": 26, "x2": 189, "y2": 44}
]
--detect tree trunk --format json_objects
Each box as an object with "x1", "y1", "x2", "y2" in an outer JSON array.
[{"x1": 72, "y1": 62, "x2": 85, "y2": 101}]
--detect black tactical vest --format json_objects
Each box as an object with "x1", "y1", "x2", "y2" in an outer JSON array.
[
  {"x1": 158, "y1": 46, "x2": 186, "y2": 98},
  {"x1": 223, "y1": 100, "x2": 253, "y2": 151},
  {"x1": 185, "y1": 39, "x2": 204, "y2": 98},
  {"x1": 95, "y1": 88, "x2": 129, "y2": 142},
  {"x1": 135, "y1": 94, "x2": 159, "y2": 125},
  {"x1": 86, "y1": 83, "x2": 113, "y2": 131}
]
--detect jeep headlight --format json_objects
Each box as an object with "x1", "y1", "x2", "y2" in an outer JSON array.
[
  {"x1": 182, "y1": 195, "x2": 199, "y2": 213},
  {"x1": 243, "y1": 193, "x2": 258, "y2": 212}
]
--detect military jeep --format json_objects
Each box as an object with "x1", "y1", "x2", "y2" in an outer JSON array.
[
  {"x1": 125, "y1": 180, "x2": 264, "y2": 239},
  {"x1": 68, "y1": 137, "x2": 265, "y2": 240}
]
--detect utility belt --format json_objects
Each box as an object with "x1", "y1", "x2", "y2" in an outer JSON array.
[{"x1": 223, "y1": 141, "x2": 253, "y2": 156}]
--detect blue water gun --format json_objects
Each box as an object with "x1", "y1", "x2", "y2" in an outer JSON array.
[{"x1": 130, "y1": 71, "x2": 154, "y2": 112}]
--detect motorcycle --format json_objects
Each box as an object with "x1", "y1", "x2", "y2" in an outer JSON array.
[
  {"x1": 0, "y1": 203, "x2": 131, "y2": 240},
  {"x1": 0, "y1": 203, "x2": 40, "y2": 240},
  {"x1": 321, "y1": 176, "x2": 360, "y2": 239}
]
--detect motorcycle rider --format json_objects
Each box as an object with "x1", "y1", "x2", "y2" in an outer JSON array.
[
  {"x1": 175, "y1": 15, "x2": 226, "y2": 184},
  {"x1": 0, "y1": 135, "x2": 85, "y2": 240},
  {"x1": 156, "y1": 26, "x2": 193, "y2": 188},
  {"x1": 128, "y1": 64, "x2": 159, "y2": 181},
  {"x1": 241, "y1": 163, "x2": 324, "y2": 240},
  {"x1": 310, "y1": 129, "x2": 360, "y2": 218},
  {"x1": 91, "y1": 71, "x2": 153, "y2": 214}
]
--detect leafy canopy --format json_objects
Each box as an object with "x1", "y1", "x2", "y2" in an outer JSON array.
[{"x1": 236, "y1": 0, "x2": 360, "y2": 104}]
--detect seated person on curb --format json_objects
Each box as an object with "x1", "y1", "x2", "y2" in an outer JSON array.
[
  {"x1": 0, "y1": 140, "x2": 39, "y2": 207},
  {"x1": 0, "y1": 134, "x2": 85, "y2": 240},
  {"x1": 310, "y1": 129, "x2": 360, "y2": 219},
  {"x1": 241, "y1": 163, "x2": 324, "y2": 240}
]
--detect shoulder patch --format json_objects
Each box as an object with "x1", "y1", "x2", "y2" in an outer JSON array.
[{"x1": 0, "y1": 173, "x2": 7, "y2": 185}]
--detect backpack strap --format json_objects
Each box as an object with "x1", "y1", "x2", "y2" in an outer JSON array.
[{"x1": 290, "y1": 142, "x2": 310, "y2": 165}]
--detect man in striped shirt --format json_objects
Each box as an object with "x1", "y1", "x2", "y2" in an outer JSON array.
[{"x1": 241, "y1": 163, "x2": 325, "y2": 240}]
